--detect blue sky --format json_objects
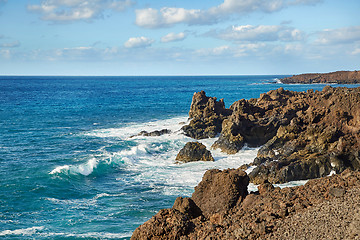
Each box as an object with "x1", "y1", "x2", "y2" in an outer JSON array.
[{"x1": 0, "y1": 0, "x2": 359, "y2": 75}]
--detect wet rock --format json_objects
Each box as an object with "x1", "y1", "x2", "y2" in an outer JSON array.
[
  {"x1": 130, "y1": 129, "x2": 171, "y2": 138},
  {"x1": 175, "y1": 142, "x2": 214, "y2": 163}
]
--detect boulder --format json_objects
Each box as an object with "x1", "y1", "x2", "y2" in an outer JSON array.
[
  {"x1": 175, "y1": 142, "x2": 214, "y2": 163},
  {"x1": 191, "y1": 168, "x2": 249, "y2": 218}
]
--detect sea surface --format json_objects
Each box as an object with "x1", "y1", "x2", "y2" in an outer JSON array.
[{"x1": 1, "y1": 76, "x2": 358, "y2": 239}]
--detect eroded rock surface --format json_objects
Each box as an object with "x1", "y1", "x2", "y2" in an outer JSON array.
[
  {"x1": 182, "y1": 90, "x2": 231, "y2": 139},
  {"x1": 175, "y1": 142, "x2": 214, "y2": 163},
  {"x1": 131, "y1": 170, "x2": 360, "y2": 240},
  {"x1": 182, "y1": 87, "x2": 360, "y2": 183}
]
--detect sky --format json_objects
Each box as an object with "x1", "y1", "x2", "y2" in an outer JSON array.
[{"x1": 0, "y1": 0, "x2": 359, "y2": 75}]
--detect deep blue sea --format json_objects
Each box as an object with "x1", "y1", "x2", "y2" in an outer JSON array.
[{"x1": 1, "y1": 76, "x2": 359, "y2": 239}]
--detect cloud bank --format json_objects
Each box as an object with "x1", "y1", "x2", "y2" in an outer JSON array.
[
  {"x1": 207, "y1": 25, "x2": 304, "y2": 42},
  {"x1": 28, "y1": 0, "x2": 134, "y2": 22},
  {"x1": 135, "y1": 0, "x2": 322, "y2": 28}
]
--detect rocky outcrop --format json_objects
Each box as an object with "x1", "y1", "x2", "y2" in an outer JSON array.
[
  {"x1": 175, "y1": 142, "x2": 214, "y2": 163},
  {"x1": 131, "y1": 169, "x2": 360, "y2": 240},
  {"x1": 183, "y1": 87, "x2": 360, "y2": 183},
  {"x1": 280, "y1": 70, "x2": 360, "y2": 84},
  {"x1": 249, "y1": 86, "x2": 360, "y2": 184},
  {"x1": 131, "y1": 168, "x2": 250, "y2": 240},
  {"x1": 130, "y1": 129, "x2": 171, "y2": 138},
  {"x1": 182, "y1": 91, "x2": 231, "y2": 139}
]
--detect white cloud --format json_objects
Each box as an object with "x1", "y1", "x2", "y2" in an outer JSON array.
[
  {"x1": 0, "y1": 40, "x2": 20, "y2": 48},
  {"x1": 352, "y1": 48, "x2": 360, "y2": 55},
  {"x1": 0, "y1": 49, "x2": 11, "y2": 59},
  {"x1": 124, "y1": 36, "x2": 154, "y2": 48},
  {"x1": 315, "y1": 26, "x2": 360, "y2": 44},
  {"x1": 28, "y1": 0, "x2": 134, "y2": 22},
  {"x1": 207, "y1": 25, "x2": 304, "y2": 42},
  {"x1": 161, "y1": 32, "x2": 186, "y2": 43},
  {"x1": 135, "y1": 0, "x2": 321, "y2": 28}
]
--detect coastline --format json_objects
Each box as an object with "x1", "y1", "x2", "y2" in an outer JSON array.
[
  {"x1": 132, "y1": 85, "x2": 360, "y2": 239},
  {"x1": 280, "y1": 70, "x2": 360, "y2": 84}
]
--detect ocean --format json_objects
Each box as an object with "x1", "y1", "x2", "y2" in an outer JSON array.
[{"x1": 1, "y1": 76, "x2": 358, "y2": 239}]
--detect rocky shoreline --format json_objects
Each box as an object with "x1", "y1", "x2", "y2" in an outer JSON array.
[
  {"x1": 280, "y1": 70, "x2": 360, "y2": 84},
  {"x1": 131, "y1": 86, "x2": 360, "y2": 239}
]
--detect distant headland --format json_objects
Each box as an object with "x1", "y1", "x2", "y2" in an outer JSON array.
[{"x1": 280, "y1": 70, "x2": 360, "y2": 84}]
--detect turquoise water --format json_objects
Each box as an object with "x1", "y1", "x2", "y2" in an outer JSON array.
[{"x1": 1, "y1": 76, "x2": 358, "y2": 239}]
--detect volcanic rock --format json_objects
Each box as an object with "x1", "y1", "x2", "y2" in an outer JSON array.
[
  {"x1": 280, "y1": 70, "x2": 360, "y2": 84},
  {"x1": 191, "y1": 168, "x2": 249, "y2": 218},
  {"x1": 131, "y1": 170, "x2": 360, "y2": 240},
  {"x1": 183, "y1": 87, "x2": 360, "y2": 184},
  {"x1": 130, "y1": 129, "x2": 171, "y2": 138},
  {"x1": 175, "y1": 142, "x2": 214, "y2": 163},
  {"x1": 182, "y1": 91, "x2": 231, "y2": 139}
]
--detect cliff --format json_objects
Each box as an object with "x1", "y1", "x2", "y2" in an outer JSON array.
[{"x1": 280, "y1": 70, "x2": 360, "y2": 84}]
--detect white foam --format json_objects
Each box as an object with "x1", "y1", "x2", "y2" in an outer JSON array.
[
  {"x1": 52, "y1": 115, "x2": 259, "y2": 196},
  {"x1": 50, "y1": 158, "x2": 99, "y2": 176},
  {"x1": 84, "y1": 116, "x2": 188, "y2": 139},
  {"x1": 0, "y1": 226, "x2": 44, "y2": 236}
]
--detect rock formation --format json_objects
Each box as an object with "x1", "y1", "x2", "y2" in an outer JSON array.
[
  {"x1": 182, "y1": 90, "x2": 231, "y2": 139},
  {"x1": 182, "y1": 87, "x2": 360, "y2": 183},
  {"x1": 175, "y1": 142, "x2": 214, "y2": 163},
  {"x1": 131, "y1": 169, "x2": 360, "y2": 240},
  {"x1": 130, "y1": 129, "x2": 171, "y2": 138},
  {"x1": 280, "y1": 70, "x2": 360, "y2": 84}
]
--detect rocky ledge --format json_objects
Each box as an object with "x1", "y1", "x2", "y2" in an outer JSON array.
[
  {"x1": 183, "y1": 87, "x2": 360, "y2": 184},
  {"x1": 280, "y1": 70, "x2": 360, "y2": 84},
  {"x1": 131, "y1": 169, "x2": 360, "y2": 239}
]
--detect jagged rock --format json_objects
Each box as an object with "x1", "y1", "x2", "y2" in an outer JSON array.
[
  {"x1": 182, "y1": 91, "x2": 231, "y2": 139},
  {"x1": 181, "y1": 87, "x2": 360, "y2": 183},
  {"x1": 280, "y1": 70, "x2": 360, "y2": 84},
  {"x1": 249, "y1": 87, "x2": 360, "y2": 183},
  {"x1": 191, "y1": 168, "x2": 249, "y2": 218},
  {"x1": 175, "y1": 142, "x2": 214, "y2": 163},
  {"x1": 132, "y1": 169, "x2": 360, "y2": 240},
  {"x1": 130, "y1": 129, "x2": 171, "y2": 138}
]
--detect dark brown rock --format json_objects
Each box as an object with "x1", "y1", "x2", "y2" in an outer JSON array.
[
  {"x1": 131, "y1": 170, "x2": 360, "y2": 240},
  {"x1": 130, "y1": 129, "x2": 171, "y2": 138},
  {"x1": 191, "y1": 168, "x2": 249, "y2": 218},
  {"x1": 175, "y1": 142, "x2": 214, "y2": 163},
  {"x1": 280, "y1": 70, "x2": 360, "y2": 84},
  {"x1": 172, "y1": 197, "x2": 202, "y2": 219},
  {"x1": 182, "y1": 91, "x2": 231, "y2": 139}
]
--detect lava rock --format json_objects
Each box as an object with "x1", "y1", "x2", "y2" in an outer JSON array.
[{"x1": 175, "y1": 142, "x2": 214, "y2": 163}]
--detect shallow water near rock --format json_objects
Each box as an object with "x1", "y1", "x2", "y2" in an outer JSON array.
[{"x1": 1, "y1": 76, "x2": 359, "y2": 239}]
